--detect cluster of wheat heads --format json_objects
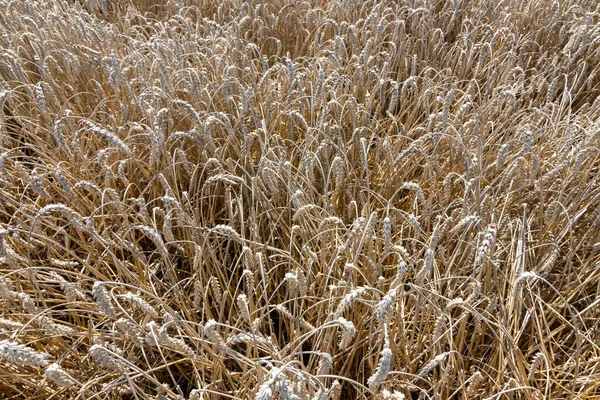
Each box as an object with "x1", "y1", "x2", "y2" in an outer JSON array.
[{"x1": 0, "y1": 0, "x2": 600, "y2": 399}]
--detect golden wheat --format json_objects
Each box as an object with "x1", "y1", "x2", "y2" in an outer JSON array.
[{"x1": 0, "y1": 0, "x2": 599, "y2": 399}]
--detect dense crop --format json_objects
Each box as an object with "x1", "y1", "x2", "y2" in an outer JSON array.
[{"x1": 1, "y1": 0, "x2": 600, "y2": 399}]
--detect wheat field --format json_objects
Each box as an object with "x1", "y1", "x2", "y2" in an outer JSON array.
[{"x1": 0, "y1": 0, "x2": 600, "y2": 399}]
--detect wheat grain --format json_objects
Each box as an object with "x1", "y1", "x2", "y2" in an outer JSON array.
[
  {"x1": 367, "y1": 340, "x2": 392, "y2": 390},
  {"x1": 88, "y1": 344, "x2": 123, "y2": 372},
  {"x1": 0, "y1": 318, "x2": 23, "y2": 330},
  {"x1": 204, "y1": 319, "x2": 226, "y2": 350},
  {"x1": 337, "y1": 317, "x2": 356, "y2": 349},
  {"x1": 0, "y1": 340, "x2": 49, "y2": 367},
  {"x1": 375, "y1": 287, "x2": 398, "y2": 325},
  {"x1": 474, "y1": 225, "x2": 497, "y2": 267},
  {"x1": 92, "y1": 282, "x2": 116, "y2": 318},
  {"x1": 45, "y1": 363, "x2": 79, "y2": 387},
  {"x1": 211, "y1": 224, "x2": 243, "y2": 243},
  {"x1": 83, "y1": 121, "x2": 132, "y2": 155},
  {"x1": 418, "y1": 352, "x2": 451, "y2": 377},
  {"x1": 119, "y1": 292, "x2": 158, "y2": 319},
  {"x1": 334, "y1": 286, "x2": 367, "y2": 318}
]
